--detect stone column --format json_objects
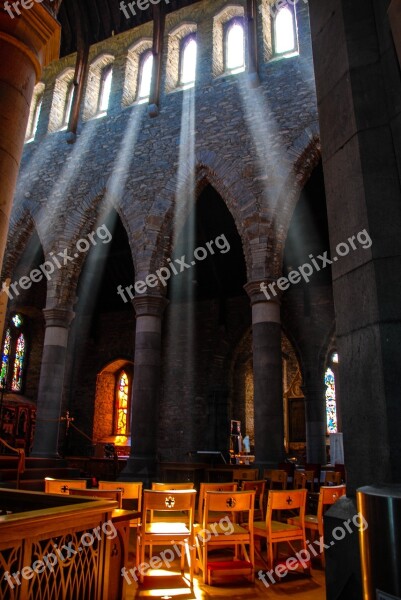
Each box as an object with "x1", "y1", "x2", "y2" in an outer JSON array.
[
  {"x1": 121, "y1": 295, "x2": 168, "y2": 483},
  {"x1": 302, "y1": 379, "x2": 327, "y2": 465},
  {"x1": 389, "y1": 0, "x2": 401, "y2": 67},
  {"x1": 245, "y1": 281, "x2": 284, "y2": 467},
  {"x1": 31, "y1": 307, "x2": 75, "y2": 458},
  {"x1": 0, "y1": 4, "x2": 60, "y2": 273}
]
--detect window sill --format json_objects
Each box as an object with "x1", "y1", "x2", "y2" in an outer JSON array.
[
  {"x1": 269, "y1": 50, "x2": 299, "y2": 62},
  {"x1": 166, "y1": 82, "x2": 195, "y2": 95}
]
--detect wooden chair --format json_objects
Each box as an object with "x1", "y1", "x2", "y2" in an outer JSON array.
[
  {"x1": 293, "y1": 471, "x2": 307, "y2": 489},
  {"x1": 151, "y1": 482, "x2": 195, "y2": 491},
  {"x1": 267, "y1": 469, "x2": 288, "y2": 490},
  {"x1": 98, "y1": 481, "x2": 143, "y2": 526},
  {"x1": 197, "y1": 482, "x2": 238, "y2": 524},
  {"x1": 44, "y1": 478, "x2": 87, "y2": 494},
  {"x1": 196, "y1": 490, "x2": 255, "y2": 585},
  {"x1": 324, "y1": 471, "x2": 342, "y2": 485},
  {"x1": 304, "y1": 470, "x2": 316, "y2": 491},
  {"x1": 68, "y1": 487, "x2": 123, "y2": 508},
  {"x1": 288, "y1": 484, "x2": 346, "y2": 566},
  {"x1": 305, "y1": 464, "x2": 321, "y2": 491},
  {"x1": 253, "y1": 489, "x2": 310, "y2": 574},
  {"x1": 136, "y1": 489, "x2": 196, "y2": 584},
  {"x1": 241, "y1": 480, "x2": 266, "y2": 521},
  {"x1": 233, "y1": 468, "x2": 259, "y2": 483}
]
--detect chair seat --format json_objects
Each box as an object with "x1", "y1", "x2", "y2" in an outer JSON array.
[
  {"x1": 288, "y1": 515, "x2": 318, "y2": 529},
  {"x1": 145, "y1": 522, "x2": 190, "y2": 534},
  {"x1": 254, "y1": 520, "x2": 302, "y2": 533}
]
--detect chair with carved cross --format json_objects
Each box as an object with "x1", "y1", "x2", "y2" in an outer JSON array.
[
  {"x1": 136, "y1": 489, "x2": 197, "y2": 585},
  {"x1": 253, "y1": 489, "x2": 310, "y2": 575},
  {"x1": 197, "y1": 482, "x2": 238, "y2": 524},
  {"x1": 287, "y1": 484, "x2": 346, "y2": 566},
  {"x1": 44, "y1": 478, "x2": 87, "y2": 495},
  {"x1": 196, "y1": 490, "x2": 255, "y2": 585},
  {"x1": 98, "y1": 481, "x2": 143, "y2": 527},
  {"x1": 266, "y1": 469, "x2": 288, "y2": 490}
]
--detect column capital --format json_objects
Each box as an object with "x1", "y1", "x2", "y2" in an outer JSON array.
[
  {"x1": 0, "y1": 2, "x2": 61, "y2": 79},
  {"x1": 244, "y1": 279, "x2": 282, "y2": 306},
  {"x1": 132, "y1": 295, "x2": 169, "y2": 319},
  {"x1": 43, "y1": 307, "x2": 75, "y2": 328}
]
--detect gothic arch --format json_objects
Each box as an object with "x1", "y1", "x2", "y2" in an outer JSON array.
[{"x1": 144, "y1": 152, "x2": 256, "y2": 280}]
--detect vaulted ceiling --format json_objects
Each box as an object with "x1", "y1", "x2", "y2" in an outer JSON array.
[{"x1": 57, "y1": 0, "x2": 202, "y2": 57}]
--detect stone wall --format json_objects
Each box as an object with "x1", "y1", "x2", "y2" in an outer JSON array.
[{"x1": 1, "y1": 0, "x2": 334, "y2": 460}]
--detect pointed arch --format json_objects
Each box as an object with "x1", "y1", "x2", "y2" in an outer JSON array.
[{"x1": 144, "y1": 153, "x2": 256, "y2": 280}]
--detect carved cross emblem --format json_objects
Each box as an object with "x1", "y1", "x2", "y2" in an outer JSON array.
[
  {"x1": 61, "y1": 485, "x2": 69, "y2": 493},
  {"x1": 165, "y1": 496, "x2": 176, "y2": 509},
  {"x1": 226, "y1": 497, "x2": 236, "y2": 508},
  {"x1": 286, "y1": 496, "x2": 293, "y2": 505}
]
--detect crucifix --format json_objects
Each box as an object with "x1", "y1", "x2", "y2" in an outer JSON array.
[{"x1": 61, "y1": 410, "x2": 75, "y2": 433}]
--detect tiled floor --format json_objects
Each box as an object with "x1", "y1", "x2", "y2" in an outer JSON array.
[{"x1": 124, "y1": 534, "x2": 326, "y2": 600}]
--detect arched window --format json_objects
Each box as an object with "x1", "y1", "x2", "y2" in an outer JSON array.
[
  {"x1": 225, "y1": 18, "x2": 245, "y2": 71},
  {"x1": 180, "y1": 35, "x2": 197, "y2": 86},
  {"x1": 325, "y1": 352, "x2": 338, "y2": 433},
  {"x1": 63, "y1": 82, "x2": 74, "y2": 128},
  {"x1": 115, "y1": 370, "x2": 130, "y2": 436},
  {"x1": 0, "y1": 314, "x2": 28, "y2": 392},
  {"x1": 26, "y1": 84, "x2": 44, "y2": 142},
  {"x1": 137, "y1": 51, "x2": 153, "y2": 100},
  {"x1": 274, "y1": 6, "x2": 296, "y2": 55},
  {"x1": 98, "y1": 66, "x2": 113, "y2": 113}
]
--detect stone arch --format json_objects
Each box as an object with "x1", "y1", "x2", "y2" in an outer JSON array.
[
  {"x1": 42, "y1": 182, "x2": 137, "y2": 307},
  {"x1": 270, "y1": 129, "x2": 321, "y2": 278},
  {"x1": 143, "y1": 152, "x2": 255, "y2": 282},
  {"x1": 2, "y1": 209, "x2": 46, "y2": 281}
]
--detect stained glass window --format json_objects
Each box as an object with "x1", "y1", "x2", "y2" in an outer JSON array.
[
  {"x1": 325, "y1": 366, "x2": 338, "y2": 433},
  {"x1": 226, "y1": 20, "x2": 245, "y2": 71},
  {"x1": 12, "y1": 314, "x2": 22, "y2": 328},
  {"x1": 275, "y1": 7, "x2": 296, "y2": 55},
  {"x1": 11, "y1": 334, "x2": 25, "y2": 392},
  {"x1": 1, "y1": 329, "x2": 11, "y2": 386},
  {"x1": 116, "y1": 371, "x2": 129, "y2": 435},
  {"x1": 1, "y1": 315, "x2": 27, "y2": 392}
]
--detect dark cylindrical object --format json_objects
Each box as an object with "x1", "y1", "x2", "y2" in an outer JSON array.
[{"x1": 357, "y1": 484, "x2": 401, "y2": 600}]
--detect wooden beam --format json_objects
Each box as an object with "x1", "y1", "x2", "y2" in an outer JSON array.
[
  {"x1": 246, "y1": 0, "x2": 259, "y2": 82},
  {"x1": 148, "y1": 3, "x2": 166, "y2": 117},
  {"x1": 67, "y1": 0, "x2": 89, "y2": 141}
]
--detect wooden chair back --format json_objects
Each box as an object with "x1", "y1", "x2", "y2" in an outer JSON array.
[
  {"x1": 151, "y1": 482, "x2": 195, "y2": 490},
  {"x1": 316, "y1": 485, "x2": 346, "y2": 535},
  {"x1": 241, "y1": 480, "x2": 266, "y2": 520},
  {"x1": 324, "y1": 471, "x2": 342, "y2": 485},
  {"x1": 203, "y1": 490, "x2": 255, "y2": 528},
  {"x1": 197, "y1": 482, "x2": 237, "y2": 523},
  {"x1": 68, "y1": 487, "x2": 122, "y2": 508},
  {"x1": 98, "y1": 481, "x2": 143, "y2": 524},
  {"x1": 268, "y1": 469, "x2": 288, "y2": 489},
  {"x1": 293, "y1": 470, "x2": 307, "y2": 489},
  {"x1": 44, "y1": 478, "x2": 87, "y2": 494},
  {"x1": 142, "y1": 489, "x2": 196, "y2": 525}
]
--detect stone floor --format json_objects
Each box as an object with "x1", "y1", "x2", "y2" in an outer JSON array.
[{"x1": 124, "y1": 534, "x2": 326, "y2": 600}]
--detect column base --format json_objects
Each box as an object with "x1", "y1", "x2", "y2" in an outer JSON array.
[
  {"x1": 30, "y1": 451, "x2": 62, "y2": 459},
  {"x1": 324, "y1": 496, "x2": 362, "y2": 600}
]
